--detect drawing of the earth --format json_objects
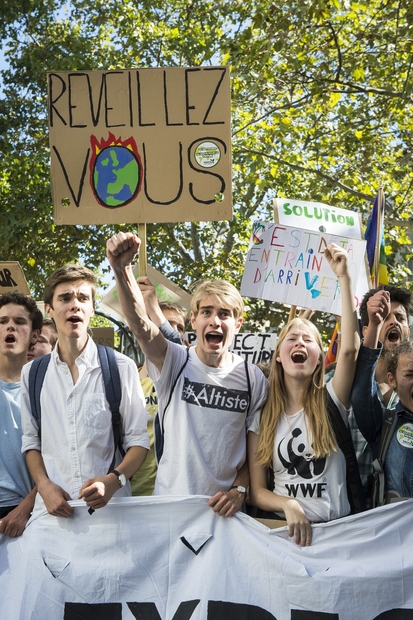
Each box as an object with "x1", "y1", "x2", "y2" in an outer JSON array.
[{"x1": 92, "y1": 145, "x2": 141, "y2": 208}]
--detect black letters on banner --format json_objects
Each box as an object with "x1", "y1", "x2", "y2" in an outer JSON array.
[
  {"x1": 64, "y1": 602, "x2": 122, "y2": 619},
  {"x1": 63, "y1": 600, "x2": 413, "y2": 619},
  {"x1": 290, "y1": 612, "x2": 338, "y2": 619},
  {"x1": 127, "y1": 600, "x2": 200, "y2": 620},
  {"x1": 208, "y1": 601, "x2": 277, "y2": 620},
  {"x1": 375, "y1": 611, "x2": 413, "y2": 619},
  {"x1": 49, "y1": 67, "x2": 230, "y2": 216}
]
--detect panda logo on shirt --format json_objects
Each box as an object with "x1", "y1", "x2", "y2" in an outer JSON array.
[{"x1": 277, "y1": 427, "x2": 326, "y2": 479}]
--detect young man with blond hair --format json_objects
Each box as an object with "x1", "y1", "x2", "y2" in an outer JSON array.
[
  {"x1": 107, "y1": 232, "x2": 268, "y2": 516},
  {"x1": 21, "y1": 264, "x2": 149, "y2": 519}
]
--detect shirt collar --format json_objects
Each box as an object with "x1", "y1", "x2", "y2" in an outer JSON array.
[
  {"x1": 52, "y1": 336, "x2": 99, "y2": 368},
  {"x1": 395, "y1": 400, "x2": 413, "y2": 419}
]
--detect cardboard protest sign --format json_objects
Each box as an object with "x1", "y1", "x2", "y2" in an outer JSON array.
[
  {"x1": 187, "y1": 332, "x2": 277, "y2": 364},
  {"x1": 48, "y1": 67, "x2": 232, "y2": 225},
  {"x1": 99, "y1": 265, "x2": 191, "y2": 323},
  {"x1": 273, "y1": 200, "x2": 370, "y2": 312},
  {"x1": 274, "y1": 198, "x2": 363, "y2": 239},
  {"x1": 0, "y1": 262, "x2": 31, "y2": 295},
  {"x1": 91, "y1": 327, "x2": 115, "y2": 348},
  {"x1": 241, "y1": 221, "x2": 369, "y2": 314}
]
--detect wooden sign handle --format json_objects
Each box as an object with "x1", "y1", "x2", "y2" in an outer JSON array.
[
  {"x1": 138, "y1": 223, "x2": 147, "y2": 277},
  {"x1": 288, "y1": 305, "x2": 297, "y2": 322}
]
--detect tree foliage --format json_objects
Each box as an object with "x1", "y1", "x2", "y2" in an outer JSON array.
[{"x1": 1, "y1": 0, "x2": 412, "y2": 334}]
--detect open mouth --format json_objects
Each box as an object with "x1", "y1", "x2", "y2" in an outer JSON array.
[
  {"x1": 386, "y1": 328, "x2": 400, "y2": 344},
  {"x1": 68, "y1": 317, "x2": 81, "y2": 324},
  {"x1": 5, "y1": 335, "x2": 16, "y2": 343},
  {"x1": 205, "y1": 333, "x2": 223, "y2": 345},
  {"x1": 291, "y1": 351, "x2": 307, "y2": 364}
]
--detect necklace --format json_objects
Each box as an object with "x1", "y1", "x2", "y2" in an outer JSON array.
[
  {"x1": 283, "y1": 411, "x2": 296, "y2": 436},
  {"x1": 282, "y1": 409, "x2": 309, "y2": 444}
]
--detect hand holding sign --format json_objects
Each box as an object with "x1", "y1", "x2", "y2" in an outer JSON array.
[{"x1": 324, "y1": 243, "x2": 349, "y2": 279}]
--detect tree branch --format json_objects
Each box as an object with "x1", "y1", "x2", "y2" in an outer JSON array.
[
  {"x1": 190, "y1": 222, "x2": 202, "y2": 262},
  {"x1": 237, "y1": 148, "x2": 374, "y2": 202},
  {"x1": 402, "y1": 54, "x2": 413, "y2": 94},
  {"x1": 326, "y1": 22, "x2": 342, "y2": 82},
  {"x1": 232, "y1": 94, "x2": 311, "y2": 136},
  {"x1": 162, "y1": 224, "x2": 194, "y2": 263},
  {"x1": 323, "y1": 78, "x2": 411, "y2": 99}
]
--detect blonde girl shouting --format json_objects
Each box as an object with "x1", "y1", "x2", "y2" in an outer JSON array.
[{"x1": 248, "y1": 243, "x2": 362, "y2": 546}]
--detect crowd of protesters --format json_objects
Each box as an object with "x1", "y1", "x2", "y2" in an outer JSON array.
[{"x1": 0, "y1": 231, "x2": 412, "y2": 547}]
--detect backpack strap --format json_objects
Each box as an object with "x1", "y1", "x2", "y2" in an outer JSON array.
[
  {"x1": 244, "y1": 359, "x2": 252, "y2": 414},
  {"x1": 326, "y1": 390, "x2": 366, "y2": 514},
  {"x1": 379, "y1": 408, "x2": 399, "y2": 461},
  {"x1": 154, "y1": 347, "x2": 190, "y2": 464},
  {"x1": 28, "y1": 354, "x2": 52, "y2": 439},
  {"x1": 97, "y1": 344, "x2": 124, "y2": 473}
]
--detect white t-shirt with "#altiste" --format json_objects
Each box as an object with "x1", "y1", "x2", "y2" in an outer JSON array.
[{"x1": 147, "y1": 342, "x2": 269, "y2": 497}]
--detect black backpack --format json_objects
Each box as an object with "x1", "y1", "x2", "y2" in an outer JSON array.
[{"x1": 326, "y1": 391, "x2": 366, "y2": 514}]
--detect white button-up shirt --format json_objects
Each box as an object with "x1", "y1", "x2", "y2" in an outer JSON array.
[{"x1": 21, "y1": 338, "x2": 149, "y2": 504}]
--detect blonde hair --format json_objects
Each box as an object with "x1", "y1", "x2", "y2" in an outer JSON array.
[
  {"x1": 159, "y1": 301, "x2": 188, "y2": 327},
  {"x1": 256, "y1": 318, "x2": 337, "y2": 467},
  {"x1": 190, "y1": 280, "x2": 244, "y2": 319}
]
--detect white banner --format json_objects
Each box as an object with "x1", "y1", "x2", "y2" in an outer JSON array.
[
  {"x1": 241, "y1": 222, "x2": 369, "y2": 314},
  {"x1": 1, "y1": 496, "x2": 412, "y2": 619}
]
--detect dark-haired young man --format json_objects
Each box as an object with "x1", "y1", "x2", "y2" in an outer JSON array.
[
  {"x1": 21, "y1": 264, "x2": 149, "y2": 520},
  {"x1": 350, "y1": 285, "x2": 412, "y2": 499},
  {"x1": 351, "y1": 286, "x2": 413, "y2": 503},
  {"x1": 0, "y1": 292, "x2": 42, "y2": 536},
  {"x1": 353, "y1": 285, "x2": 412, "y2": 409}
]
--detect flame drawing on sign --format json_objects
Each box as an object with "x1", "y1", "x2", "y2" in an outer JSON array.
[{"x1": 90, "y1": 133, "x2": 143, "y2": 209}]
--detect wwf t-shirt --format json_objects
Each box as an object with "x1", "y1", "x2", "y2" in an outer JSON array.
[
  {"x1": 147, "y1": 342, "x2": 268, "y2": 497},
  {"x1": 248, "y1": 381, "x2": 350, "y2": 522}
]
